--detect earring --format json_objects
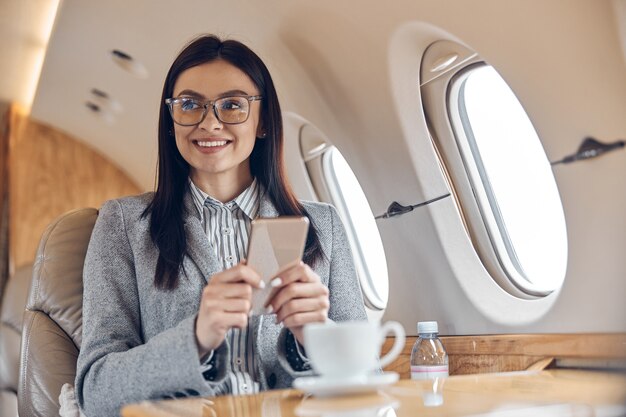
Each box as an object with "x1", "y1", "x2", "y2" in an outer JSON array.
[
  {"x1": 168, "y1": 129, "x2": 174, "y2": 137},
  {"x1": 258, "y1": 131, "x2": 267, "y2": 139}
]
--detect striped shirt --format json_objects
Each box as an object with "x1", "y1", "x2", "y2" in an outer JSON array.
[{"x1": 189, "y1": 178, "x2": 261, "y2": 395}]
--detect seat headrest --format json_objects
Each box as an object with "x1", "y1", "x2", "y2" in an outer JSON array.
[{"x1": 27, "y1": 208, "x2": 98, "y2": 349}]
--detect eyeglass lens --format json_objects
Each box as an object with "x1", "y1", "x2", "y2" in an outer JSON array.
[{"x1": 171, "y1": 97, "x2": 250, "y2": 125}]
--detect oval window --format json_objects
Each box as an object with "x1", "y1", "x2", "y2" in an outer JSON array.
[
  {"x1": 299, "y1": 123, "x2": 389, "y2": 309},
  {"x1": 451, "y1": 64, "x2": 568, "y2": 295},
  {"x1": 323, "y1": 148, "x2": 389, "y2": 308}
]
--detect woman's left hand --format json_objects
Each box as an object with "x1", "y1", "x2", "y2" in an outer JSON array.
[{"x1": 265, "y1": 262, "x2": 329, "y2": 345}]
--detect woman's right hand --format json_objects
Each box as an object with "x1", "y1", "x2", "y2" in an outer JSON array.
[{"x1": 195, "y1": 263, "x2": 264, "y2": 357}]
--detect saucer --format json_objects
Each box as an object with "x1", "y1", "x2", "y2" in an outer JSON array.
[{"x1": 293, "y1": 372, "x2": 399, "y2": 397}]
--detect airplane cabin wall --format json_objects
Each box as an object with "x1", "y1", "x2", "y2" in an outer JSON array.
[
  {"x1": 268, "y1": 1, "x2": 626, "y2": 335},
  {"x1": 6, "y1": 109, "x2": 141, "y2": 269},
  {"x1": 28, "y1": 0, "x2": 626, "y2": 336}
]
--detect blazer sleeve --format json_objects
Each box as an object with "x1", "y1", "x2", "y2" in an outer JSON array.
[
  {"x1": 75, "y1": 200, "x2": 225, "y2": 417},
  {"x1": 325, "y1": 204, "x2": 368, "y2": 322}
]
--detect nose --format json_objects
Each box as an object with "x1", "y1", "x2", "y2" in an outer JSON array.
[{"x1": 197, "y1": 104, "x2": 222, "y2": 130}]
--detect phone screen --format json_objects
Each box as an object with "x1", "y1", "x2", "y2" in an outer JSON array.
[{"x1": 247, "y1": 216, "x2": 309, "y2": 315}]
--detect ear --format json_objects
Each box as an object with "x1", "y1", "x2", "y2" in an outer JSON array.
[{"x1": 256, "y1": 121, "x2": 267, "y2": 139}]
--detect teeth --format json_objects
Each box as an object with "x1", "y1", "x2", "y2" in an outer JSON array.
[{"x1": 197, "y1": 140, "x2": 228, "y2": 147}]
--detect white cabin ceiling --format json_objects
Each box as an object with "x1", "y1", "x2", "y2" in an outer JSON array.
[{"x1": 1, "y1": 0, "x2": 624, "y2": 191}]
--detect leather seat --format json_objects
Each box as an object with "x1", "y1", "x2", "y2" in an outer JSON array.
[
  {"x1": 18, "y1": 208, "x2": 98, "y2": 417},
  {"x1": 0, "y1": 265, "x2": 32, "y2": 417}
]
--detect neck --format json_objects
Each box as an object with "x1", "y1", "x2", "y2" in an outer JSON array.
[{"x1": 190, "y1": 169, "x2": 254, "y2": 203}]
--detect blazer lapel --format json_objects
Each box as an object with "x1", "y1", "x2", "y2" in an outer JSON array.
[
  {"x1": 258, "y1": 190, "x2": 279, "y2": 218},
  {"x1": 182, "y1": 190, "x2": 221, "y2": 283}
]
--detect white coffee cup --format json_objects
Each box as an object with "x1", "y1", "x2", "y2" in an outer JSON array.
[{"x1": 303, "y1": 320, "x2": 406, "y2": 380}]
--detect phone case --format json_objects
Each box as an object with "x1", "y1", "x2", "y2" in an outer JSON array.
[{"x1": 247, "y1": 216, "x2": 309, "y2": 315}]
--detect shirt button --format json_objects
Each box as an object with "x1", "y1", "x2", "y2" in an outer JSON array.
[
  {"x1": 222, "y1": 228, "x2": 231, "y2": 235},
  {"x1": 241, "y1": 384, "x2": 248, "y2": 391},
  {"x1": 235, "y1": 358, "x2": 242, "y2": 365},
  {"x1": 226, "y1": 256, "x2": 234, "y2": 262}
]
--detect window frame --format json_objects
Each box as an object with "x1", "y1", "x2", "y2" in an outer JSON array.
[
  {"x1": 299, "y1": 124, "x2": 389, "y2": 310},
  {"x1": 420, "y1": 43, "x2": 567, "y2": 298},
  {"x1": 321, "y1": 148, "x2": 388, "y2": 309}
]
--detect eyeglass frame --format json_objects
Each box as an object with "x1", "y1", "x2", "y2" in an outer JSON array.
[{"x1": 164, "y1": 95, "x2": 263, "y2": 126}]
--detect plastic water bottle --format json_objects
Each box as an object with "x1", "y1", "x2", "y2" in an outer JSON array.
[{"x1": 410, "y1": 321, "x2": 449, "y2": 380}]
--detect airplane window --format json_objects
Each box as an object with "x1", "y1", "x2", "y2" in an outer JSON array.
[
  {"x1": 448, "y1": 64, "x2": 568, "y2": 295},
  {"x1": 323, "y1": 148, "x2": 389, "y2": 309},
  {"x1": 298, "y1": 123, "x2": 389, "y2": 310}
]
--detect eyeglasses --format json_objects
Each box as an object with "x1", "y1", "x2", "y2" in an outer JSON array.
[{"x1": 165, "y1": 95, "x2": 262, "y2": 126}]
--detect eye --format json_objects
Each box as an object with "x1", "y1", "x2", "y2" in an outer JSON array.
[
  {"x1": 180, "y1": 98, "x2": 201, "y2": 112},
  {"x1": 219, "y1": 98, "x2": 245, "y2": 111}
]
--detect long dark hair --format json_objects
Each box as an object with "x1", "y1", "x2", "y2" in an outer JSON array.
[{"x1": 144, "y1": 35, "x2": 324, "y2": 290}]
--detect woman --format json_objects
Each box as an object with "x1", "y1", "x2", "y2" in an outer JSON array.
[{"x1": 75, "y1": 35, "x2": 366, "y2": 416}]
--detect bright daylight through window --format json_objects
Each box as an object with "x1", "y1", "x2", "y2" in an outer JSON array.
[
  {"x1": 324, "y1": 148, "x2": 389, "y2": 308},
  {"x1": 456, "y1": 65, "x2": 567, "y2": 295}
]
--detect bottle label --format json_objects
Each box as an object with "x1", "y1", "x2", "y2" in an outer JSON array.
[{"x1": 410, "y1": 365, "x2": 449, "y2": 380}]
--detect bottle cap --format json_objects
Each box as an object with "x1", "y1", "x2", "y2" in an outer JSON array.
[{"x1": 417, "y1": 321, "x2": 438, "y2": 334}]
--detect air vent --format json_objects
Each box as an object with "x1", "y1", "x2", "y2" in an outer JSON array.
[
  {"x1": 85, "y1": 88, "x2": 121, "y2": 124},
  {"x1": 85, "y1": 102, "x2": 101, "y2": 112},
  {"x1": 91, "y1": 88, "x2": 109, "y2": 98},
  {"x1": 89, "y1": 88, "x2": 123, "y2": 114},
  {"x1": 111, "y1": 49, "x2": 133, "y2": 61},
  {"x1": 110, "y1": 49, "x2": 149, "y2": 78}
]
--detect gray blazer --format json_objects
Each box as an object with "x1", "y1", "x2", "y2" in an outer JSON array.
[{"x1": 75, "y1": 189, "x2": 366, "y2": 417}]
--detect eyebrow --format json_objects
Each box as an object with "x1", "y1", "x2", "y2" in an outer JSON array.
[{"x1": 175, "y1": 89, "x2": 252, "y2": 99}]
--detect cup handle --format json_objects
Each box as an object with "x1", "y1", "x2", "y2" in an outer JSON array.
[{"x1": 378, "y1": 321, "x2": 406, "y2": 369}]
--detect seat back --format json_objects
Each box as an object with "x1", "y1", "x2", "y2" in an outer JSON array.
[
  {"x1": 18, "y1": 208, "x2": 98, "y2": 417},
  {"x1": 0, "y1": 265, "x2": 32, "y2": 417}
]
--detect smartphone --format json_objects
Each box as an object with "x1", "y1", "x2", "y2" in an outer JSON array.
[{"x1": 247, "y1": 216, "x2": 310, "y2": 315}]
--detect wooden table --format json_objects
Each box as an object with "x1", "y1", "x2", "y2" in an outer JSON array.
[{"x1": 122, "y1": 369, "x2": 626, "y2": 417}]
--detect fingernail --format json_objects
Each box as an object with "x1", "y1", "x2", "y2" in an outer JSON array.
[
  {"x1": 270, "y1": 277, "x2": 282, "y2": 287},
  {"x1": 266, "y1": 305, "x2": 274, "y2": 314},
  {"x1": 259, "y1": 280, "x2": 266, "y2": 289}
]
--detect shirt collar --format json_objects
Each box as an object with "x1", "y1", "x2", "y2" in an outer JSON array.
[{"x1": 188, "y1": 178, "x2": 261, "y2": 221}]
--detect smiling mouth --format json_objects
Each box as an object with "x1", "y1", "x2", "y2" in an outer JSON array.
[{"x1": 194, "y1": 140, "x2": 231, "y2": 147}]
